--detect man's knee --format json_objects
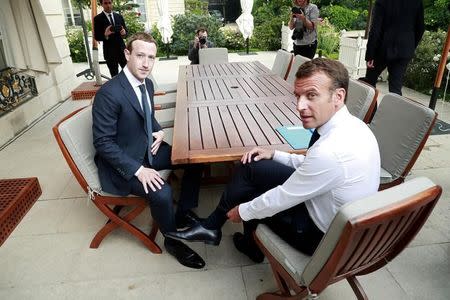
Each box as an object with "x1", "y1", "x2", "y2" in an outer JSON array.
[{"x1": 148, "y1": 183, "x2": 173, "y2": 207}]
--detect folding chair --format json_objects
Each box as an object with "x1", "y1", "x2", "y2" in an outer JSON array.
[
  {"x1": 346, "y1": 78, "x2": 378, "y2": 123},
  {"x1": 369, "y1": 93, "x2": 437, "y2": 190},
  {"x1": 255, "y1": 176, "x2": 442, "y2": 300},
  {"x1": 199, "y1": 48, "x2": 229, "y2": 65},
  {"x1": 53, "y1": 106, "x2": 172, "y2": 253},
  {"x1": 272, "y1": 50, "x2": 294, "y2": 80},
  {"x1": 285, "y1": 55, "x2": 311, "y2": 86}
]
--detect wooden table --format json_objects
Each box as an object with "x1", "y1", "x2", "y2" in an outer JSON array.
[
  {"x1": 0, "y1": 177, "x2": 41, "y2": 246},
  {"x1": 172, "y1": 61, "x2": 305, "y2": 164}
]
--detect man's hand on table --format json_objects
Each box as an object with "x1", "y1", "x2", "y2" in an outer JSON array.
[
  {"x1": 227, "y1": 205, "x2": 242, "y2": 223},
  {"x1": 241, "y1": 147, "x2": 274, "y2": 164},
  {"x1": 137, "y1": 167, "x2": 164, "y2": 193}
]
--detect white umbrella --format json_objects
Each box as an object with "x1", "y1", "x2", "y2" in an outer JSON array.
[
  {"x1": 236, "y1": 0, "x2": 254, "y2": 54},
  {"x1": 157, "y1": 0, "x2": 173, "y2": 44}
]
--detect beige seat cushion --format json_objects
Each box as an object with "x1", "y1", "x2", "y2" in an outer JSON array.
[
  {"x1": 346, "y1": 78, "x2": 376, "y2": 121},
  {"x1": 271, "y1": 50, "x2": 293, "y2": 79}
]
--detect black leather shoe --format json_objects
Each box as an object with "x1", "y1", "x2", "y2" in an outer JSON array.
[
  {"x1": 165, "y1": 223, "x2": 222, "y2": 246},
  {"x1": 164, "y1": 238, "x2": 205, "y2": 269},
  {"x1": 175, "y1": 210, "x2": 205, "y2": 229},
  {"x1": 233, "y1": 232, "x2": 264, "y2": 263}
]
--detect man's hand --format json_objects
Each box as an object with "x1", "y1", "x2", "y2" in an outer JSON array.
[
  {"x1": 194, "y1": 36, "x2": 200, "y2": 48},
  {"x1": 137, "y1": 167, "x2": 164, "y2": 193},
  {"x1": 151, "y1": 130, "x2": 164, "y2": 155},
  {"x1": 367, "y1": 60, "x2": 375, "y2": 68},
  {"x1": 226, "y1": 206, "x2": 242, "y2": 223},
  {"x1": 119, "y1": 26, "x2": 126, "y2": 37},
  {"x1": 105, "y1": 25, "x2": 113, "y2": 37},
  {"x1": 241, "y1": 147, "x2": 274, "y2": 164}
]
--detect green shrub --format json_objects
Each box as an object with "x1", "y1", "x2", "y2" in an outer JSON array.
[
  {"x1": 220, "y1": 26, "x2": 246, "y2": 51},
  {"x1": 168, "y1": 13, "x2": 225, "y2": 55},
  {"x1": 67, "y1": 29, "x2": 87, "y2": 62},
  {"x1": 317, "y1": 18, "x2": 340, "y2": 57},
  {"x1": 404, "y1": 30, "x2": 448, "y2": 94},
  {"x1": 320, "y1": 5, "x2": 365, "y2": 31},
  {"x1": 424, "y1": 6, "x2": 450, "y2": 31},
  {"x1": 123, "y1": 11, "x2": 145, "y2": 37}
]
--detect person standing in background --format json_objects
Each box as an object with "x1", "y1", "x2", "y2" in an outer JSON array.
[
  {"x1": 93, "y1": 0, "x2": 128, "y2": 77},
  {"x1": 364, "y1": 0, "x2": 424, "y2": 95},
  {"x1": 288, "y1": 0, "x2": 320, "y2": 59}
]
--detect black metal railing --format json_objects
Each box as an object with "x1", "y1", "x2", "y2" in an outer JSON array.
[{"x1": 0, "y1": 68, "x2": 38, "y2": 117}]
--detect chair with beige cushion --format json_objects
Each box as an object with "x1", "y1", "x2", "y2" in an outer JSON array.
[
  {"x1": 199, "y1": 48, "x2": 229, "y2": 65},
  {"x1": 369, "y1": 93, "x2": 437, "y2": 190},
  {"x1": 285, "y1": 55, "x2": 311, "y2": 85},
  {"x1": 272, "y1": 49, "x2": 294, "y2": 80},
  {"x1": 346, "y1": 78, "x2": 378, "y2": 123},
  {"x1": 254, "y1": 176, "x2": 442, "y2": 300},
  {"x1": 53, "y1": 105, "x2": 171, "y2": 253}
]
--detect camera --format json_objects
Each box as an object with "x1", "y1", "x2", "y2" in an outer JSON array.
[
  {"x1": 199, "y1": 36, "x2": 207, "y2": 45},
  {"x1": 291, "y1": 6, "x2": 305, "y2": 40},
  {"x1": 291, "y1": 6, "x2": 303, "y2": 15}
]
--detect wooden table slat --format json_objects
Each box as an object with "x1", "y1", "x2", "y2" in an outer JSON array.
[
  {"x1": 215, "y1": 78, "x2": 232, "y2": 100},
  {"x1": 218, "y1": 106, "x2": 243, "y2": 147},
  {"x1": 188, "y1": 107, "x2": 203, "y2": 150},
  {"x1": 265, "y1": 102, "x2": 294, "y2": 126},
  {"x1": 228, "y1": 105, "x2": 257, "y2": 147},
  {"x1": 246, "y1": 103, "x2": 283, "y2": 145},
  {"x1": 198, "y1": 107, "x2": 217, "y2": 149},
  {"x1": 209, "y1": 106, "x2": 230, "y2": 148},
  {"x1": 237, "y1": 104, "x2": 269, "y2": 146}
]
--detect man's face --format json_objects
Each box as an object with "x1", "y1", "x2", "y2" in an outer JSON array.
[
  {"x1": 101, "y1": 0, "x2": 113, "y2": 13},
  {"x1": 124, "y1": 40, "x2": 157, "y2": 82},
  {"x1": 295, "y1": 0, "x2": 307, "y2": 7},
  {"x1": 197, "y1": 30, "x2": 208, "y2": 39},
  {"x1": 294, "y1": 72, "x2": 345, "y2": 129}
]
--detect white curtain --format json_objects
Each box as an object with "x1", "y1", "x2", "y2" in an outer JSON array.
[
  {"x1": 236, "y1": 0, "x2": 254, "y2": 39},
  {"x1": 0, "y1": 0, "x2": 61, "y2": 73},
  {"x1": 156, "y1": 0, "x2": 173, "y2": 44}
]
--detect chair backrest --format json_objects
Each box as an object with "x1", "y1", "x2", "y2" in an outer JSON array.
[
  {"x1": 199, "y1": 48, "x2": 229, "y2": 65},
  {"x1": 369, "y1": 93, "x2": 437, "y2": 186},
  {"x1": 285, "y1": 55, "x2": 311, "y2": 85},
  {"x1": 256, "y1": 177, "x2": 441, "y2": 295},
  {"x1": 53, "y1": 106, "x2": 101, "y2": 194},
  {"x1": 271, "y1": 49, "x2": 294, "y2": 80},
  {"x1": 346, "y1": 78, "x2": 378, "y2": 123}
]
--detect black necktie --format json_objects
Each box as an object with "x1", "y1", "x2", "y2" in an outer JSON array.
[
  {"x1": 139, "y1": 84, "x2": 153, "y2": 165},
  {"x1": 108, "y1": 13, "x2": 114, "y2": 26},
  {"x1": 308, "y1": 129, "x2": 320, "y2": 148}
]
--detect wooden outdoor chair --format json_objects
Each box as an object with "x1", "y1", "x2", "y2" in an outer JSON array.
[
  {"x1": 346, "y1": 78, "x2": 378, "y2": 123},
  {"x1": 254, "y1": 176, "x2": 442, "y2": 300},
  {"x1": 53, "y1": 105, "x2": 172, "y2": 253},
  {"x1": 272, "y1": 50, "x2": 294, "y2": 80},
  {"x1": 285, "y1": 55, "x2": 311, "y2": 86},
  {"x1": 369, "y1": 93, "x2": 437, "y2": 190},
  {"x1": 148, "y1": 74, "x2": 177, "y2": 95},
  {"x1": 199, "y1": 48, "x2": 229, "y2": 65}
]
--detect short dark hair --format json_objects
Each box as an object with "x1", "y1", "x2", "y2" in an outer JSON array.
[
  {"x1": 295, "y1": 58, "x2": 349, "y2": 102},
  {"x1": 196, "y1": 27, "x2": 208, "y2": 35},
  {"x1": 126, "y1": 32, "x2": 156, "y2": 52},
  {"x1": 99, "y1": 0, "x2": 111, "y2": 4}
]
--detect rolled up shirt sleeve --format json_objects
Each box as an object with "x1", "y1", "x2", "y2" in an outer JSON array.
[{"x1": 239, "y1": 147, "x2": 343, "y2": 221}]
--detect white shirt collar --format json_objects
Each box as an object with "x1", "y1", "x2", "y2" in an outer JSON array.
[
  {"x1": 317, "y1": 105, "x2": 350, "y2": 136},
  {"x1": 123, "y1": 65, "x2": 145, "y2": 88}
]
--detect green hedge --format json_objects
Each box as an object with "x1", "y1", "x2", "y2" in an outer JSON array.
[
  {"x1": 66, "y1": 29, "x2": 87, "y2": 63},
  {"x1": 320, "y1": 5, "x2": 367, "y2": 31},
  {"x1": 404, "y1": 30, "x2": 448, "y2": 95}
]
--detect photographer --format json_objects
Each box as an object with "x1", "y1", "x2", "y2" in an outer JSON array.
[
  {"x1": 188, "y1": 27, "x2": 214, "y2": 65},
  {"x1": 93, "y1": 0, "x2": 127, "y2": 77},
  {"x1": 288, "y1": 0, "x2": 319, "y2": 59}
]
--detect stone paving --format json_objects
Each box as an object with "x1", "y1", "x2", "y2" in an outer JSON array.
[{"x1": 0, "y1": 52, "x2": 449, "y2": 299}]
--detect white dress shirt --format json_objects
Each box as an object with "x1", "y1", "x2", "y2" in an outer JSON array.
[{"x1": 238, "y1": 106, "x2": 381, "y2": 232}]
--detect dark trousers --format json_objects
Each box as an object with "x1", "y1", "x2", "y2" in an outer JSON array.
[
  {"x1": 206, "y1": 159, "x2": 324, "y2": 255},
  {"x1": 106, "y1": 53, "x2": 127, "y2": 77},
  {"x1": 364, "y1": 57, "x2": 410, "y2": 95},
  {"x1": 129, "y1": 142, "x2": 203, "y2": 233},
  {"x1": 293, "y1": 40, "x2": 317, "y2": 59}
]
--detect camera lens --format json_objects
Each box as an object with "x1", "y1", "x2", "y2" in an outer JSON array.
[{"x1": 199, "y1": 37, "x2": 207, "y2": 45}]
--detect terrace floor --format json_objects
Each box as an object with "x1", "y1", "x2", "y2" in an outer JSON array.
[{"x1": 0, "y1": 52, "x2": 449, "y2": 299}]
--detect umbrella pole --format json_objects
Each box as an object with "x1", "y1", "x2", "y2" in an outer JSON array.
[
  {"x1": 246, "y1": 38, "x2": 249, "y2": 54},
  {"x1": 166, "y1": 43, "x2": 170, "y2": 59},
  {"x1": 429, "y1": 25, "x2": 450, "y2": 110}
]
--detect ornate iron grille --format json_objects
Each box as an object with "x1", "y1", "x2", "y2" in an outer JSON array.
[{"x1": 0, "y1": 68, "x2": 38, "y2": 116}]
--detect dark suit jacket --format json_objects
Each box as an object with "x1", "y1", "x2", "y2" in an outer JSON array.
[
  {"x1": 92, "y1": 71, "x2": 162, "y2": 196},
  {"x1": 93, "y1": 11, "x2": 127, "y2": 62},
  {"x1": 188, "y1": 40, "x2": 215, "y2": 64},
  {"x1": 365, "y1": 0, "x2": 424, "y2": 62}
]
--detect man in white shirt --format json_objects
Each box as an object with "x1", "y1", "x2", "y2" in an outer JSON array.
[
  {"x1": 166, "y1": 58, "x2": 380, "y2": 262},
  {"x1": 92, "y1": 33, "x2": 205, "y2": 269}
]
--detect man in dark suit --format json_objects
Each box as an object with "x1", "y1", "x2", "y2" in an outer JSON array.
[
  {"x1": 92, "y1": 32, "x2": 205, "y2": 269},
  {"x1": 364, "y1": 0, "x2": 424, "y2": 95},
  {"x1": 93, "y1": 0, "x2": 128, "y2": 77},
  {"x1": 188, "y1": 27, "x2": 214, "y2": 65}
]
